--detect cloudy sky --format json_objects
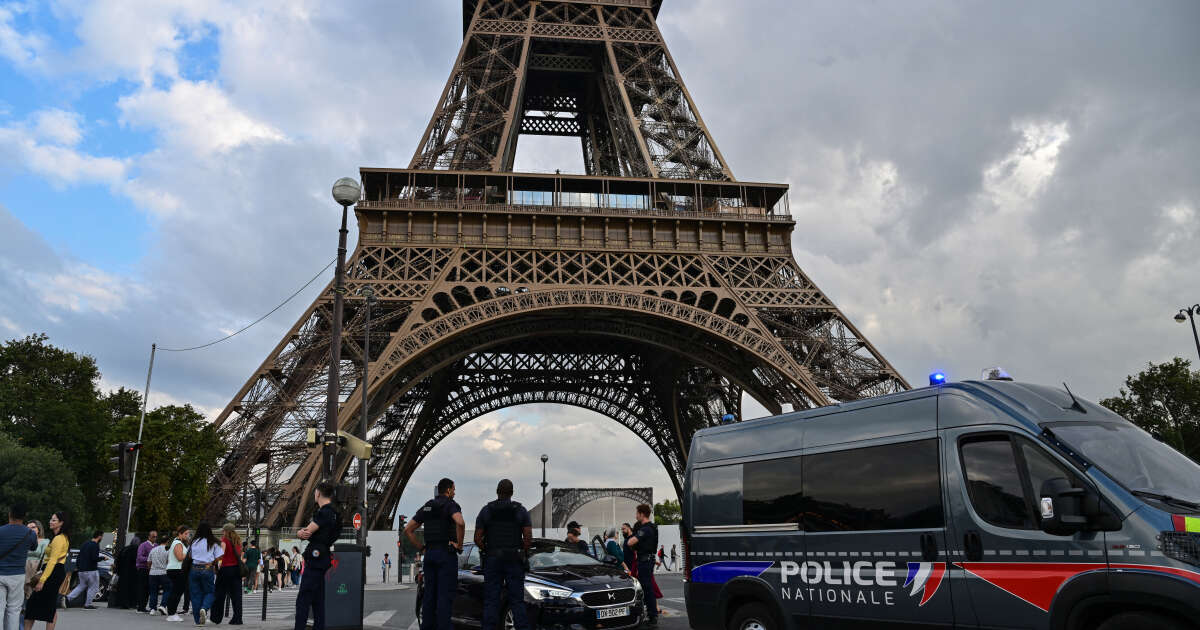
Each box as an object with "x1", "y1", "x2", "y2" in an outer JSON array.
[{"x1": 1, "y1": 0, "x2": 1197, "y2": 521}]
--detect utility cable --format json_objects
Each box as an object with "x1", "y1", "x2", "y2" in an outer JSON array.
[{"x1": 159, "y1": 258, "x2": 336, "y2": 352}]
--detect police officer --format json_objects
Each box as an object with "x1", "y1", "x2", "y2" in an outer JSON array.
[
  {"x1": 473, "y1": 479, "x2": 533, "y2": 630},
  {"x1": 404, "y1": 478, "x2": 465, "y2": 630},
  {"x1": 295, "y1": 481, "x2": 341, "y2": 630},
  {"x1": 626, "y1": 504, "x2": 658, "y2": 626}
]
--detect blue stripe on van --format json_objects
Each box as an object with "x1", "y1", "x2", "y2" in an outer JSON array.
[{"x1": 690, "y1": 561, "x2": 774, "y2": 584}]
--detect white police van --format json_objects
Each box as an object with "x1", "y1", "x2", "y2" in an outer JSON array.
[{"x1": 681, "y1": 378, "x2": 1200, "y2": 630}]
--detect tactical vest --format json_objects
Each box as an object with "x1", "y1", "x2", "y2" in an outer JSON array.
[
  {"x1": 483, "y1": 501, "x2": 522, "y2": 555},
  {"x1": 422, "y1": 497, "x2": 453, "y2": 545},
  {"x1": 635, "y1": 522, "x2": 659, "y2": 556}
]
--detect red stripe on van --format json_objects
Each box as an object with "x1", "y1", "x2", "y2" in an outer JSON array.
[{"x1": 956, "y1": 562, "x2": 1200, "y2": 612}]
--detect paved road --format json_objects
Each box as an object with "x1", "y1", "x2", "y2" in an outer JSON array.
[{"x1": 61, "y1": 573, "x2": 688, "y2": 630}]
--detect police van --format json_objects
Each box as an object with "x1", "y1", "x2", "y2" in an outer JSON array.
[{"x1": 681, "y1": 378, "x2": 1200, "y2": 630}]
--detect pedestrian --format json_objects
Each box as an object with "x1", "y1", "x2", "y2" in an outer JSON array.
[
  {"x1": 289, "y1": 547, "x2": 302, "y2": 587},
  {"x1": 281, "y1": 550, "x2": 291, "y2": 588},
  {"x1": 626, "y1": 505, "x2": 659, "y2": 626},
  {"x1": 381, "y1": 553, "x2": 391, "y2": 584},
  {"x1": 602, "y1": 528, "x2": 627, "y2": 573},
  {"x1": 473, "y1": 479, "x2": 532, "y2": 630},
  {"x1": 136, "y1": 530, "x2": 158, "y2": 612},
  {"x1": 147, "y1": 538, "x2": 170, "y2": 614},
  {"x1": 164, "y1": 525, "x2": 190, "y2": 622},
  {"x1": 405, "y1": 478, "x2": 464, "y2": 630},
  {"x1": 112, "y1": 531, "x2": 140, "y2": 609},
  {"x1": 669, "y1": 544, "x2": 677, "y2": 572},
  {"x1": 22, "y1": 520, "x2": 45, "y2": 627},
  {"x1": 656, "y1": 545, "x2": 665, "y2": 569},
  {"x1": 24, "y1": 511, "x2": 70, "y2": 630},
  {"x1": 242, "y1": 541, "x2": 259, "y2": 594},
  {"x1": 211, "y1": 523, "x2": 243, "y2": 625},
  {"x1": 188, "y1": 521, "x2": 224, "y2": 626},
  {"x1": 1, "y1": 503, "x2": 37, "y2": 630},
  {"x1": 564, "y1": 522, "x2": 588, "y2": 555},
  {"x1": 66, "y1": 530, "x2": 102, "y2": 609},
  {"x1": 294, "y1": 481, "x2": 341, "y2": 630}
]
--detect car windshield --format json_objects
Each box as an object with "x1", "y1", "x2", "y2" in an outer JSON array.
[
  {"x1": 1048, "y1": 420, "x2": 1200, "y2": 505},
  {"x1": 528, "y1": 541, "x2": 602, "y2": 569}
]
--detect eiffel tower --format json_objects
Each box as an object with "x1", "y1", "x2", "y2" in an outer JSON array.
[{"x1": 205, "y1": 0, "x2": 908, "y2": 528}]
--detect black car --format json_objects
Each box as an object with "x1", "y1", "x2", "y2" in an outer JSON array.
[{"x1": 416, "y1": 539, "x2": 644, "y2": 630}]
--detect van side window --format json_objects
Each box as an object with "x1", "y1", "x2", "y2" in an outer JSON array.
[
  {"x1": 961, "y1": 438, "x2": 1033, "y2": 528},
  {"x1": 961, "y1": 435, "x2": 1080, "y2": 530},
  {"x1": 694, "y1": 465, "x2": 743, "y2": 526},
  {"x1": 743, "y1": 455, "x2": 803, "y2": 524},
  {"x1": 802, "y1": 439, "x2": 943, "y2": 531}
]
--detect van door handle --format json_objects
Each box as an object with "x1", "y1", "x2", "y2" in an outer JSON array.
[
  {"x1": 964, "y1": 530, "x2": 983, "y2": 562},
  {"x1": 920, "y1": 532, "x2": 938, "y2": 561}
]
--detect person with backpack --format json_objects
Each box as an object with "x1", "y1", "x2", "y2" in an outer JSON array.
[{"x1": 1, "y1": 503, "x2": 37, "y2": 630}]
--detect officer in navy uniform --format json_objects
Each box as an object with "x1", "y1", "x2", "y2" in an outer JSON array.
[
  {"x1": 295, "y1": 481, "x2": 341, "y2": 630},
  {"x1": 626, "y1": 503, "x2": 659, "y2": 627},
  {"x1": 405, "y1": 478, "x2": 465, "y2": 630},
  {"x1": 473, "y1": 479, "x2": 533, "y2": 630}
]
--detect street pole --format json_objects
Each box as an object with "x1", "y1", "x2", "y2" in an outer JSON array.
[
  {"x1": 358, "y1": 288, "x2": 375, "y2": 547},
  {"x1": 327, "y1": 177, "x2": 362, "y2": 482},
  {"x1": 262, "y1": 450, "x2": 271, "y2": 621},
  {"x1": 1176, "y1": 305, "x2": 1200, "y2": 364},
  {"x1": 119, "y1": 343, "x2": 155, "y2": 554},
  {"x1": 540, "y1": 454, "x2": 548, "y2": 537}
]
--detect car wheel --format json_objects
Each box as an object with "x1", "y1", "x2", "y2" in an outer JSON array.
[
  {"x1": 1097, "y1": 611, "x2": 1187, "y2": 630},
  {"x1": 729, "y1": 602, "x2": 779, "y2": 630}
]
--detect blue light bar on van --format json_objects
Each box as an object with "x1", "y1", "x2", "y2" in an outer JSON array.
[{"x1": 929, "y1": 372, "x2": 947, "y2": 386}]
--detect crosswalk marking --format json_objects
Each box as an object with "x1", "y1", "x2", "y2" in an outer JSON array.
[{"x1": 364, "y1": 610, "x2": 397, "y2": 626}]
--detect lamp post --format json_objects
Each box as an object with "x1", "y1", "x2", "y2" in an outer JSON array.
[
  {"x1": 357, "y1": 286, "x2": 377, "y2": 547},
  {"x1": 540, "y1": 454, "x2": 549, "y2": 537},
  {"x1": 327, "y1": 177, "x2": 361, "y2": 481},
  {"x1": 1175, "y1": 305, "x2": 1200, "y2": 364}
]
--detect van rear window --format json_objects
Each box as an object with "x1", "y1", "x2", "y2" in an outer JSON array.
[{"x1": 802, "y1": 439, "x2": 943, "y2": 531}]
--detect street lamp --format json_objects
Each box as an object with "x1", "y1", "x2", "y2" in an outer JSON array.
[
  {"x1": 326, "y1": 176, "x2": 361, "y2": 481},
  {"x1": 540, "y1": 454, "x2": 549, "y2": 537},
  {"x1": 1176, "y1": 304, "x2": 1200, "y2": 363},
  {"x1": 357, "y1": 286, "x2": 377, "y2": 547}
]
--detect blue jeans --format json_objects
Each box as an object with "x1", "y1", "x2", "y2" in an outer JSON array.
[
  {"x1": 188, "y1": 567, "x2": 216, "y2": 623},
  {"x1": 482, "y1": 557, "x2": 529, "y2": 630},
  {"x1": 420, "y1": 547, "x2": 458, "y2": 630}
]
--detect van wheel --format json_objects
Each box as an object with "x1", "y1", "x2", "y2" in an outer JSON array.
[
  {"x1": 729, "y1": 602, "x2": 779, "y2": 630},
  {"x1": 1098, "y1": 611, "x2": 1186, "y2": 630}
]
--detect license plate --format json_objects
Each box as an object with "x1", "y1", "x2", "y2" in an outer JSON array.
[{"x1": 596, "y1": 607, "x2": 629, "y2": 620}]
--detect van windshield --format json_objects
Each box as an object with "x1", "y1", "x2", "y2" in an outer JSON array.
[{"x1": 1048, "y1": 421, "x2": 1200, "y2": 505}]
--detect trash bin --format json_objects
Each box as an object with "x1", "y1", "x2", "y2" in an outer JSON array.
[{"x1": 325, "y1": 543, "x2": 366, "y2": 630}]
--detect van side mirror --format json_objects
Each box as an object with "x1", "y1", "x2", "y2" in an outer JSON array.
[{"x1": 1039, "y1": 477, "x2": 1110, "y2": 535}]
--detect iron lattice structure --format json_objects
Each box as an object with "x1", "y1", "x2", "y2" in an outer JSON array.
[
  {"x1": 550, "y1": 488, "x2": 652, "y2": 528},
  {"x1": 205, "y1": 0, "x2": 908, "y2": 528}
]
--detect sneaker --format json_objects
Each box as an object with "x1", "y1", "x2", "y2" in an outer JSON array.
[
  {"x1": 198, "y1": 609, "x2": 207, "y2": 625},
  {"x1": 158, "y1": 606, "x2": 168, "y2": 615},
  {"x1": 150, "y1": 610, "x2": 159, "y2": 615},
  {"x1": 83, "y1": 605, "x2": 98, "y2": 610},
  {"x1": 167, "y1": 615, "x2": 183, "y2": 622}
]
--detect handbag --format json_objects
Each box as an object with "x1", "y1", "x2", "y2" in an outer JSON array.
[{"x1": 235, "y1": 544, "x2": 248, "y2": 578}]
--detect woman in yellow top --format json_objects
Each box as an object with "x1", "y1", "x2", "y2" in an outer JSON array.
[{"x1": 23, "y1": 512, "x2": 69, "y2": 630}]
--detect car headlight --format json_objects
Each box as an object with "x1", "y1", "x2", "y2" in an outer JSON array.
[
  {"x1": 524, "y1": 584, "x2": 573, "y2": 600},
  {"x1": 631, "y1": 579, "x2": 643, "y2": 593}
]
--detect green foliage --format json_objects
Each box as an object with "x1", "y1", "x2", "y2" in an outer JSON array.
[
  {"x1": 109, "y1": 405, "x2": 226, "y2": 531},
  {"x1": 1100, "y1": 357, "x2": 1200, "y2": 460},
  {"x1": 653, "y1": 499, "x2": 681, "y2": 525},
  {"x1": 0, "y1": 432, "x2": 85, "y2": 537}
]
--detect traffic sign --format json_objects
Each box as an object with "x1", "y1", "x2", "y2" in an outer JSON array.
[{"x1": 353, "y1": 513, "x2": 362, "y2": 529}]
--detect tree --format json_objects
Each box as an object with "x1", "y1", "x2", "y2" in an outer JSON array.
[
  {"x1": 0, "y1": 334, "x2": 111, "y2": 525},
  {"x1": 1100, "y1": 358, "x2": 1200, "y2": 461},
  {"x1": 108, "y1": 405, "x2": 226, "y2": 531},
  {"x1": 653, "y1": 499, "x2": 681, "y2": 525},
  {"x1": 0, "y1": 432, "x2": 85, "y2": 541}
]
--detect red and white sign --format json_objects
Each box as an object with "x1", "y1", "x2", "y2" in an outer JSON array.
[{"x1": 353, "y1": 513, "x2": 362, "y2": 530}]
